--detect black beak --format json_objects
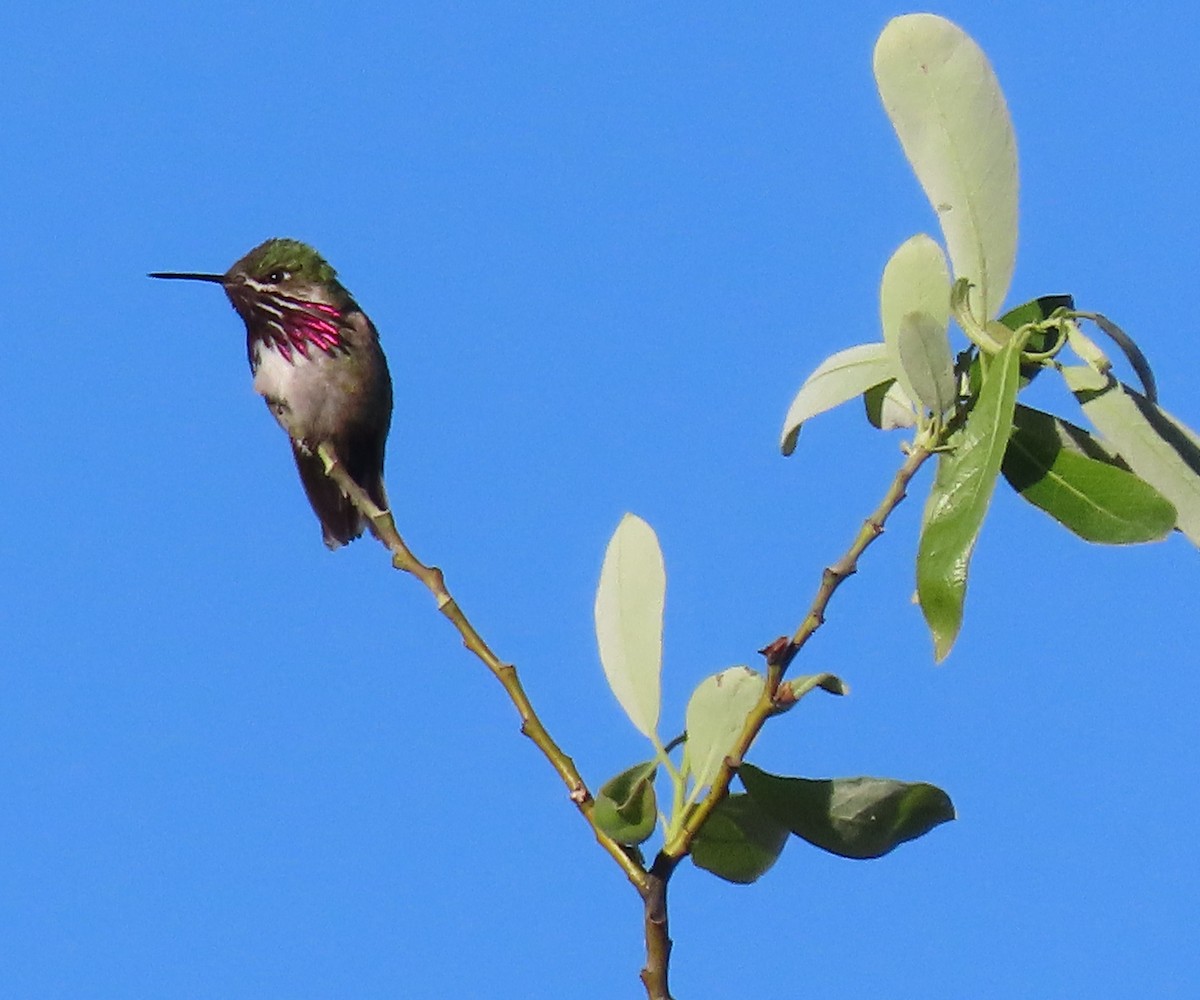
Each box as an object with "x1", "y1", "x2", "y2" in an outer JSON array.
[{"x1": 147, "y1": 271, "x2": 225, "y2": 283}]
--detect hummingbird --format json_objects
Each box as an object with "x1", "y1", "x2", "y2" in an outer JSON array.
[{"x1": 151, "y1": 238, "x2": 393, "y2": 549}]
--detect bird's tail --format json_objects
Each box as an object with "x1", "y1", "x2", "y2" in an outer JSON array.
[{"x1": 291, "y1": 441, "x2": 388, "y2": 549}]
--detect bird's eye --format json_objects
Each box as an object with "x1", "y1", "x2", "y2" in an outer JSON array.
[{"x1": 265, "y1": 269, "x2": 290, "y2": 283}]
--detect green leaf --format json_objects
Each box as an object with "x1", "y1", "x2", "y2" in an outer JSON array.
[
  {"x1": 683, "y1": 666, "x2": 765, "y2": 793},
  {"x1": 784, "y1": 672, "x2": 848, "y2": 699},
  {"x1": 773, "y1": 672, "x2": 849, "y2": 715},
  {"x1": 691, "y1": 793, "x2": 789, "y2": 884},
  {"x1": 880, "y1": 234, "x2": 952, "y2": 407},
  {"x1": 594, "y1": 514, "x2": 665, "y2": 741},
  {"x1": 874, "y1": 14, "x2": 1018, "y2": 321},
  {"x1": 897, "y1": 310, "x2": 956, "y2": 416},
  {"x1": 739, "y1": 763, "x2": 954, "y2": 860},
  {"x1": 864, "y1": 379, "x2": 918, "y2": 431},
  {"x1": 1003, "y1": 405, "x2": 1175, "y2": 544},
  {"x1": 997, "y1": 294, "x2": 1074, "y2": 333},
  {"x1": 781, "y1": 343, "x2": 895, "y2": 455},
  {"x1": 999, "y1": 294, "x2": 1075, "y2": 378},
  {"x1": 1011, "y1": 403, "x2": 1130, "y2": 467},
  {"x1": 1063, "y1": 366, "x2": 1200, "y2": 546},
  {"x1": 593, "y1": 760, "x2": 659, "y2": 846},
  {"x1": 917, "y1": 333, "x2": 1027, "y2": 661}
]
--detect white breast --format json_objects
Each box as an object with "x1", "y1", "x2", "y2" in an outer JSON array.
[
  {"x1": 252, "y1": 341, "x2": 307, "y2": 406},
  {"x1": 251, "y1": 342, "x2": 329, "y2": 444}
]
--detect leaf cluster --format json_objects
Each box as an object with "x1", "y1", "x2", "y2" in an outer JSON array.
[
  {"x1": 586, "y1": 5, "x2": 1200, "y2": 908},
  {"x1": 781, "y1": 14, "x2": 1199, "y2": 662},
  {"x1": 574, "y1": 13, "x2": 1200, "y2": 995},
  {"x1": 592, "y1": 516, "x2": 952, "y2": 883}
]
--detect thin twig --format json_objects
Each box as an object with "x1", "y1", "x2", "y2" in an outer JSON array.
[
  {"x1": 784, "y1": 441, "x2": 934, "y2": 659},
  {"x1": 660, "y1": 442, "x2": 935, "y2": 859},
  {"x1": 316, "y1": 442, "x2": 649, "y2": 892},
  {"x1": 319, "y1": 437, "x2": 934, "y2": 1000},
  {"x1": 633, "y1": 441, "x2": 933, "y2": 997}
]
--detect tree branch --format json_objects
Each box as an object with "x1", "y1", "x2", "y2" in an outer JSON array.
[
  {"x1": 639, "y1": 855, "x2": 680, "y2": 1000},
  {"x1": 661, "y1": 442, "x2": 934, "y2": 858},
  {"x1": 319, "y1": 437, "x2": 934, "y2": 1000},
  {"x1": 316, "y1": 442, "x2": 650, "y2": 892}
]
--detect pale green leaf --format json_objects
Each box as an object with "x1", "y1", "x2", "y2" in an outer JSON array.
[
  {"x1": 864, "y1": 379, "x2": 918, "y2": 431},
  {"x1": 1063, "y1": 366, "x2": 1200, "y2": 546},
  {"x1": 880, "y1": 233, "x2": 952, "y2": 406},
  {"x1": 683, "y1": 666, "x2": 765, "y2": 793},
  {"x1": 897, "y1": 310, "x2": 956, "y2": 416},
  {"x1": 773, "y1": 672, "x2": 849, "y2": 716},
  {"x1": 874, "y1": 14, "x2": 1018, "y2": 320},
  {"x1": 1087, "y1": 313, "x2": 1157, "y2": 402},
  {"x1": 781, "y1": 343, "x2": 894, "y2": 455},
  {"x1": 595, "y1": 514, "x2": 665, "y2": 740},
  {"x1": 786, "y1": 672, "x2": 848, "y2": 699}
]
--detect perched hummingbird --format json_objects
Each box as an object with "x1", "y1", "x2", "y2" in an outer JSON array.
[{"x1": 151, "y1": 238, "x2": 393, "y2": 549}]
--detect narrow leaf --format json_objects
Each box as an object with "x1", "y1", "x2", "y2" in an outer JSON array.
[
  {"x1": 897, "y1": 310, "x2": 956, "y2": 416},
  {"x1": 594, "y1": 760, "x2": 659, "y2": 846},
  {"x1": 740, "y1": 763, "x2": 954, "y2": 860},
  {"x1": 874, "y1": 14, "x2": 1018, "y2": 320},
  {"x1": 1003, "y1": 405, "x2": 1175, "y2": 544},
  {"x1": 1063, "y1": 366, "x2": 1200, "y2": 546},
  {"x1": 683, "y1": 666, "x2": 765, "y2": 793},
  {"x1": 917, "y1": 333, "x2": 1027, "y2": 661},
  {"x1": 1087, "y1": 313, "x2": 1158, "y2": 403},
  {"x1": 785, "y1": 672, "x2": 848, "y2": 699},
  {"x1": 773, "y1": 672, "x2": 848, "y2": 716},
  {"x1": 595, "y1": 514, "x2": 664, "y2": 740},
  {"x1": 781, "y1": 343, "x2": 894, "y2": 455},
  {"x1": 880, "y1": 234, "x2": 952, "y2": 406},
  {"x1": 691, "y1": 793, "x2": 789, "y2": 884}
]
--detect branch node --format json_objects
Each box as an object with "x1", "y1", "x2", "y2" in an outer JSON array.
[
  {"x1": 757, "y1": 635, "x2": 793, "y2": 665},
  {"x1": 772, "y1": 684, "x2": 798, "y2": 711}
]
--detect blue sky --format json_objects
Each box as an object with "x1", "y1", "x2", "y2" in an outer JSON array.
[{"x1": 2, "y1": 2, "x2": 1199, "y2": 997}]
